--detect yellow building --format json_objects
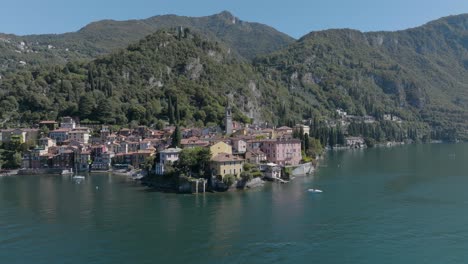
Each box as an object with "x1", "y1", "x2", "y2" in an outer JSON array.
[
  {"x1": 209, "y1": 141, "x2": 232, "y2": 159},
  {"x1": 210, "y1": 153, "x2": 244, "y2": 179}
]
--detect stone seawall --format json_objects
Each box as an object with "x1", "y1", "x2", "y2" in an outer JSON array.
[
  {"x1": 290, "y1": 162, "x2": 314, "y2": 176},
  {"x1": 18, "y1": 168, "x2": 63, "y2": 175}
]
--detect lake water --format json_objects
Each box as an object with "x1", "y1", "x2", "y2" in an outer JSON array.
[{"x1": 1, "y1": 143, "x2": 468, "y2": 263}]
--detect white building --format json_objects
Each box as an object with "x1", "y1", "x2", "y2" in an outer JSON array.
[
  {"x1": 155, "y1": 147, "x2": 182, "y2": 175},
  {"x1": 68, "y1": 130, "x2": 90, "y2": 144},
  {"x1": 346, "y1": 137, "x2": 365, "y2": 148},
  {"x1": 60, "y1": 116, "x2": 76, "y2": 129},
  {"x1": 232, "y1": 139, "x2": 247, "y2": 154},
  {"x1": 160, "y1": 147, "x2": 182, "y2": 164}
]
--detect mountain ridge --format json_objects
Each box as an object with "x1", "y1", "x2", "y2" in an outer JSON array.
[
  {"x1": 0, "y1": 11, "x2": 294, "y2": 73},
  {"x1": 1, "y1": 12, "x2": 468, "y2": 141}
]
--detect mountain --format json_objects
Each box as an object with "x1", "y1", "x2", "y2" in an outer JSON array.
[
  {"x1": 1, "y1": 14, "x2": 468, "y2": 142},
  {"x1": 0, "y1": 29, "x2": 291, "y2": 128},
  {"x1": 0, "y1": 11, "x2": 294, "y2": 72},
  {"x1": 253, "y1": 14, "x2": 468, "y2": 140}
]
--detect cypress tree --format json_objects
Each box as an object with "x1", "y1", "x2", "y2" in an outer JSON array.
[
  {"x1": 168, "y1": 96, "x2": 175, "y2": 124},
  {"x1": 174, "y1": 97, "x2": 180, "y2": 124},
  {"x1": 171, "y1": 126, "x2": 181, "y2": 148},
  {"x1": 304, "y1": 135, "x2": 310, "y2": 155}
]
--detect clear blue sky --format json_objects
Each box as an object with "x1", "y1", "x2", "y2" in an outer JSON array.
[{"x1": 3, "y1": 0, "x2": 468, "y2": 38}]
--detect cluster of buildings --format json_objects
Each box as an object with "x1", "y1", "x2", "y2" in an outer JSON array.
[
  {"x1": 1, "y1": 117, "x2": 164, "y2": 172},
  {"x1": 1, "y1": 107, "x2": 305, "y2": 180},
  {"x1": 153, "y1": 109, "x2": 304, "y2": 180},
  {"x1": 0, "y1": 104, "x2": 377, "y2": 179}
]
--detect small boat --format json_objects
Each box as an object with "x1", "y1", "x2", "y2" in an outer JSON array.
[
  {"x1": 71, "y1": 163, "x2": 85, "y2": 180},
  {"x1": 308, "y1": 189, "x2": 323, "y2": 193},
  {"x1": 61, "y1": 169, "x2": 73, "y2": 176},
  {"x1": 132, "y1": 173, "x2": 144, "y2": 180}
]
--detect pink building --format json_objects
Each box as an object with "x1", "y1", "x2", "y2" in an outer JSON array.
[{"x1": 260, "y1": 138, "x2": 302, "y2": 166}]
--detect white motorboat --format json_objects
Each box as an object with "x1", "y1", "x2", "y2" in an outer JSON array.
[
  {"x1": 308, "y1": 188, "x2": 323, "y2": 193},
  {"x1": 61, "y1": 169, "x2": 73, "y2": 175},
  {"x1": 71, "y1": 163, "x2": 85, "y2": 180}
]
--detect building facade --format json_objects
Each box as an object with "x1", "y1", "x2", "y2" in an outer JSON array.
[
  {"x1": 210, "y1": 153, "x2": 244, "y2": 179},
  {"x1": 260, "y1": 138, "x2": 302, "y2": 166}
]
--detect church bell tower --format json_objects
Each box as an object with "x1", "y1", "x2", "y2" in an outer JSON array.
[{"x1": 225, "y1": 103, "x2": 233, "y2": 135}]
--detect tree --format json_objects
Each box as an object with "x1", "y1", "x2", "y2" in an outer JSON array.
[
  {"x1": 128, "y1": 105, "x2": 146, "y2": 122},
  {"x1": 304, "y1": 135, "x2": 310, "y2": 154},
  {"x1": 240, "y1": 171, "x2": 253, "y2": 181},
  {"x1": 96, "y1": 98, "x2": 114, "y2": 123},
  {"x1": 176, "y1": 147, "x2": 211, "y2": 177},
  {"x1": 174, "y1": 97, "x2": 181, "y2": 124},
  {"x1": 40, "y1": 125, "x2": 50, "y2": 137},
  {"x1": 171, "y1": 126, "x2": 181, "y2": 148},
  {"x1": 223, "y1": 174, "x2": 237, "y2": 187},
  {"x1": 307, "y1": 137, "x2": 323, "y2": 158},
  {"x1": 78, "y1": 94, "x2": 95, "y2": 118},
  {"x1": 168, "y1": 96, "x2": 175, "y2": 125},
  {"x1": 143, "y1": 156, "x2": 155, "y2": 174}
]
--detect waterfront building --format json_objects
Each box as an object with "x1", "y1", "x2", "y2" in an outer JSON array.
[
  {"x1": 262, "y1": 163, "x2": 282, "y2": 179},
  {"x1": 210, "y1": 153, "x2": 244, "y2": 179},
  {"x1": 260, "y1": 138, "x2": 302, "y2": 166},
  {"x1": 155, "y1": 147, "x2": 182, "y2": 175},
  {"x1": 159, "y1": 147, "x2": 182, "y2": 165},
  {"x1": 345, "y1": 137, "x2": 365, "y2": 148}
]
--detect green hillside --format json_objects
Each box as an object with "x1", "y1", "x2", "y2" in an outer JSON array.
[
  {"x1": 254, "y1": 14, "x2": 468, "y2": 140},
  {"x1": 0, "y1": 29, "x2": 290, "y2": 128},
  {"x1": 1, "y1": 13, "x2": 468, "y2": 141}
]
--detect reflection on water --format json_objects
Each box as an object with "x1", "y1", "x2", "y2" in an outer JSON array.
[{"x1": 1, "y1": 143, "x2": 468, "y2": 264}]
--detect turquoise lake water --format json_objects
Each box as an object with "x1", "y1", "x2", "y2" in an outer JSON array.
[{"x1": 1, "y1": 143, "x2": 468, "y2": 263}]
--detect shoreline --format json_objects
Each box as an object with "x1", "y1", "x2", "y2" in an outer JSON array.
[{"x1": 8, "y1": 141, "x2": 463, "y2": 194}]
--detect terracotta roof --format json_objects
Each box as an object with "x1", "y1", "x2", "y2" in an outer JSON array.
[
  {"x1": 50, "y1": 128, "x2": 70, "y2": 133},
  {"x1": 247, "y1": 149, "x2": 265, "y2": 156},
  {"x1": 211, "y1": 153, "x2": 244, "y2": 162},
  {"x1": 137, "y1": 150, "x2": 155, "y2": 154}
]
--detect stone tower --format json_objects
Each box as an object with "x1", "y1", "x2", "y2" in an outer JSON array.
[{"x1": 225, "y1": 103, "x2": 233, "y2": 135}]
